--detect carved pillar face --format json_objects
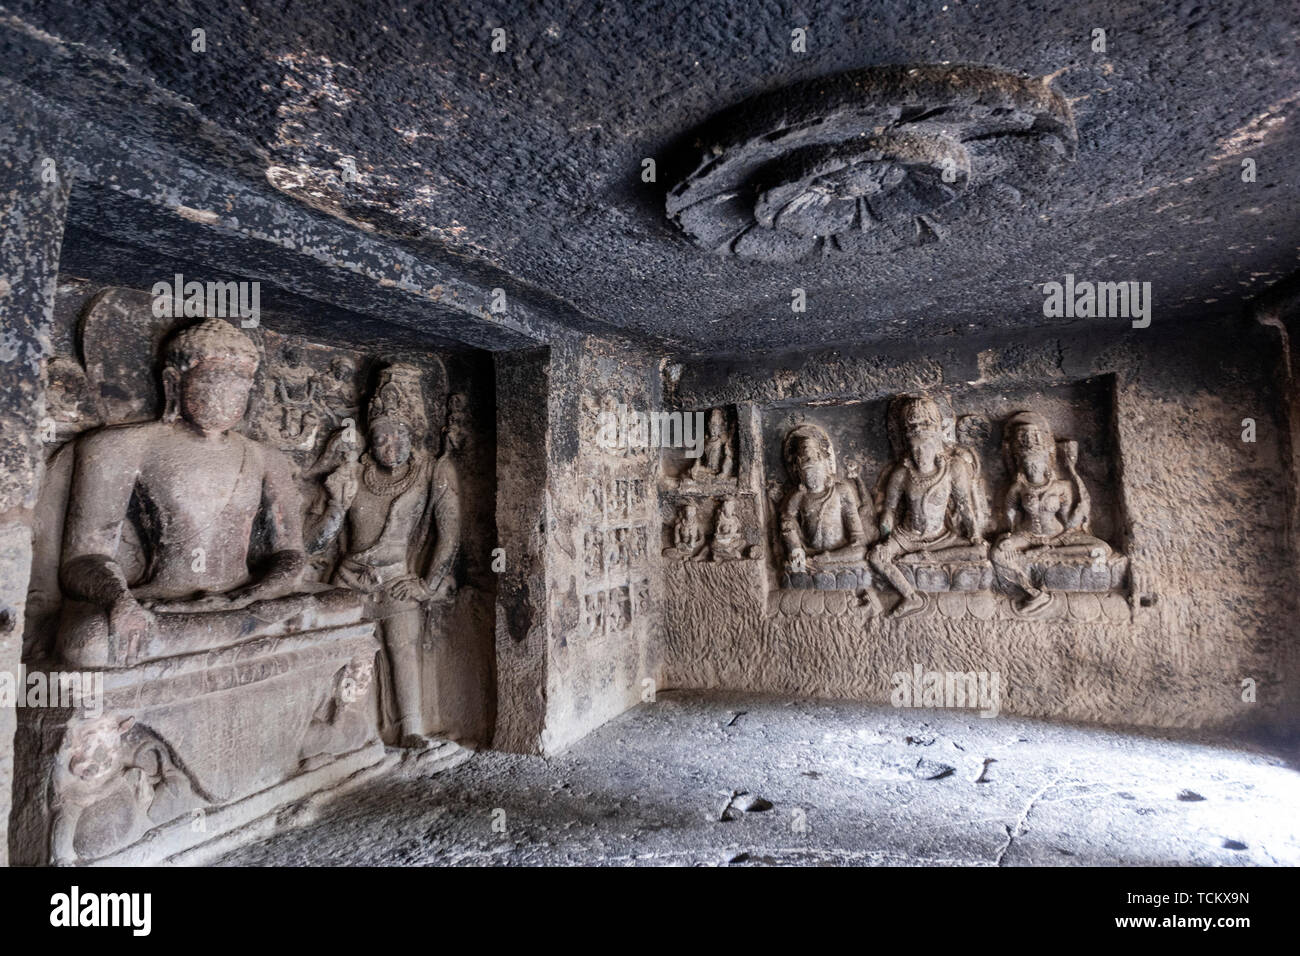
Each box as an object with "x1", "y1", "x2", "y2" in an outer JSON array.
[{"x1": 178, "y1": 364, "x2": 254, "y2": 432}]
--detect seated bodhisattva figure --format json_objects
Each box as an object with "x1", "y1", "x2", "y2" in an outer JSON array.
[
  {"x1": 780, "y1": 424, "x2": 867, "y2": 573},
  {"x1": 709, "y1": 496, "x2": 745, "y2": 561},
  {"x1": 870, "y1": 395, "x2": 986, "y2": 617},
  {"x1": 663, "y1": 501, "x2": 704, "y2": 560},
  {"x1": 56, "y1": 319, "x2": 348, "y2": 669},
  {"x1": 993, "y1": 411, "x2": 1111, "y2": 614}
]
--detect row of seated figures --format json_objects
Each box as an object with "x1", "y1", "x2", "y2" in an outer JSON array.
[
  {"x1": 777, "y1": 394, "x2": 1127, "y2": 618},
  {"x1": 15, "y1": 318, "x2": 459, "y2": 866}
]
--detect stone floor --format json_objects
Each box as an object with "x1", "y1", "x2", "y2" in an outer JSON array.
[{"x1": 218, "y1": 691, "x2": 1300, "y2": 866}]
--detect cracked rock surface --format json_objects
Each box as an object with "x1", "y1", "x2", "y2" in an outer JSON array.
[{"x1": 219, "y1": 690, "x2": 1300, "y2": 866}]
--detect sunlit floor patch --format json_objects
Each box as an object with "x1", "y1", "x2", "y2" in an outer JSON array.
[{"x1": 219, "y1": 690, "x2": 1300, "y2": 867}]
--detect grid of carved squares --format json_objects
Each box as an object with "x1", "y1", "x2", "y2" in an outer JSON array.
[{"x1": 582, "y1": 474, "x2": 652, "y2": 637}]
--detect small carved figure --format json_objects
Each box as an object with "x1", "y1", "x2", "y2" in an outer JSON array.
[
  {"x1": 300, "y1": 657, "x2": 376, "y2": 769},
  {"x1": 585, "y1": 478, "x2": 604, "y2": 516},
  {"x1": 869, "y1": 395, "x2": 987, "y2": 617},
  {"x1": 608, "y1": 588, "x2": 628, "y2": 632},
  {"x1": 709, "y1": 496, "x2": 746, "y2": 561},
  {"x1": 321, "y1": 355, "x2": 361, "y2": 427},
  {"x1": 49, "y1": 715, "x2": 148, "y2": 866},
  {"x1": 779, "y1": 424, "x2": 867, "y2": 573},
  {"x1": 581, "y1": 593, "x2": 595, "y2": 634},
  {"x1": 274, "y1": 345, "x2": 322, "y2": 445},
  {"x1": 49, "y1": 714, "x2": 199, "y2": 865},
  {"x1": 687, "y1": 407, "x2": 734, "y2": 481},
  {"x1": 44, "y1": 356, "x2": 99, "y2": 440},
  {"x1": 992, "y1": 411, "x2": 1112, "y2": 614},
  {"x1": 584, "y1": 530, "x2": 604, "y2": 577},
  {"x1": 663, "y1": 501, "x2": 704, "y2": 559},
  {"x1": 633, "y1": 580, "x2": 651, "y2": 617}
]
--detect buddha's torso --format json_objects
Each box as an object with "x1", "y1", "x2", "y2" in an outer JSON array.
[{"x1": 130, "y1": 425, "x2": 265, "y2": 599}]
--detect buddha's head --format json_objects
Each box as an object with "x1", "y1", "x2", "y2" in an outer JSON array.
[
  {"x1": 162, "y1": 319, "x2": 260, "y2": 433},
  {"x1": 369, "y1": 415, "x2": 413, "y2": 470}
]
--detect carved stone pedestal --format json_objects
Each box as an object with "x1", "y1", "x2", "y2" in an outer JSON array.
[
  {"x1": 1028, "y1": 554, "x2": 1129, "y2": 592},
  {"x1": 12, "y1": 622, "x2": 383, "y2": 866},
  {"x1": 780, "y1": 558, "x2": 997, "y2": 593}
]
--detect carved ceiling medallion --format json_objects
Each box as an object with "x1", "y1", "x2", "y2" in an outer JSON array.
[{"x1": 666, "y1": 65, "x2": 1077, "y2": 263}]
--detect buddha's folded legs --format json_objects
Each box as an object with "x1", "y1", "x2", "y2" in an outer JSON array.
[{"x1": 57, "y1": 588, "x2": 364, "y2": 668}]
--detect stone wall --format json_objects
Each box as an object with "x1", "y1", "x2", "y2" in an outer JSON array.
[
  {"x1": 0, "y1": 109, "x2": 70, "y2": 866},
  {"x1": 660, "y1": 318, "x2": 1299, "y2": 734},
  {"x1": 493, "y1": 336, "x2": 664, "y2": 754}
]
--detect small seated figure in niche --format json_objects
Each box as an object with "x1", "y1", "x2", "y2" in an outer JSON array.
[
  {"x1": 869, "y1": 395, "x2": 986, "y2": 617},
  {"x1": 992, "y1": 411, "x2": 1111, "y2": 615},
  {"x1": 779, "y1": 424, "x2": 867, "y2": 573},
  {"x1": 709, "y1": 496, "x2": 746, "y2": 561},
  {"x1": 687, "y1": 407, "x2": 734, "y2": 482},
  {"x1": 663, "y1": 501, "x2": 704, "y2": 559}
]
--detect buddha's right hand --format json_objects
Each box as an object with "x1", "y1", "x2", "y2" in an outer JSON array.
[{"x1": 108, "y1": 596, "x2": 153, "y2": 666}]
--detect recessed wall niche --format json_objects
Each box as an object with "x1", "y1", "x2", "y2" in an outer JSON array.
[{"x1": 760, "y1": 375, "x2": 1123, "y2": 554}]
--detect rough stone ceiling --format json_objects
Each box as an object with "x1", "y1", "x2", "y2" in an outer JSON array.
[{"x1": 4, "y1": 0, "x2": 1298, "y2": 353}]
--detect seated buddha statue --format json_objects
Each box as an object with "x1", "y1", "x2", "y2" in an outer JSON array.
[{"x1": 56, "y1": 319, "x2": 358, "y2": 668}]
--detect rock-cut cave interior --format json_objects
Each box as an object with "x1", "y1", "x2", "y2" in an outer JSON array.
[{"x1": 0, "y1": 0, "x2": 1298, "y2": 876}]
